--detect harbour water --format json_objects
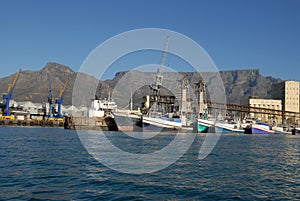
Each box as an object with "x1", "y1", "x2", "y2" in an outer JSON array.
[{"x1": 0, "y1": 127, "x2": 299, "y2": 200}]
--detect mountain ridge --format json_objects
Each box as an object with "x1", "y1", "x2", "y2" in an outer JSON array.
[{"x1": 0, "y1": 62, "x2": 283, "y2": 107}]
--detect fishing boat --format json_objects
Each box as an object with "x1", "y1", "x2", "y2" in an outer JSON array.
[
  {"x1": 139, "y1": 36, "x2": 184, "y2": 132},
  {"x1": 141, "y1": 113, "x2": 181, "y2": 131},
  {"x1": 271, "y1": 126, "x2": 290, "y2": 134},
  {"x1": 89, "y1": 95, "x2": 117, "y2": 118},
  {"x1": 114, "y1": 110, "x2": 142, "y2": 131},
  {"x1": 250, "y1": 123, "x2": 275, "y2": 134},
  {"x1": 197, "y1": 118, "x2": 244, "y2": 133},
  {"x1": 295, "y1": 128, "x2": 300, "y2": 134},
  {"x1": 242, "y1": 121, "x2": 275, "y2": 134},
  {"x1": 139, "y1": 95, "x2": 182, "y2": 131},
  {"x1": 215, "y1": 121, "x2": 244, "y2": 133},
  {"x1": 197, "y1": 118, "x2": 214, "y2": 133}
]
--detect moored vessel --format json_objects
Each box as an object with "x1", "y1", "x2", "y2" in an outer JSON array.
[
  {"x1": 242, "y1": 120, "x2": 276, "y2": 134},
  {"x1": 215, "y1": 121, "x2": 243, "y2": 133}
]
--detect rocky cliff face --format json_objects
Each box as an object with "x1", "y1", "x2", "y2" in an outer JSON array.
[
  {"x1": 219, "y1": 69, "x2": 282, "y2": 104},
  {"x1": 0, "y1": 62, "x2": 283, "y2": 107}
]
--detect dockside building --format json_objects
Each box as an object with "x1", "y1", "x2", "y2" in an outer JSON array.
[
  {"x1": 271, "y1": 80, "x2": 300, "y2": 125},
  {"x1": 271, "y1": 80, "x2": 299, "y2": 113}
]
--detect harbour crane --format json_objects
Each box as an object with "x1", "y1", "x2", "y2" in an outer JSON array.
[
  {"x1": 1, "y1": 69, "x2": 21, "y2": 120},
  {"x1": 46, "y1": 73, "x2": 55, "y2": 120},
  {"x1": 150, "y1": 35, "x2": 170, "y2": 95},
  {"x1": 55, "y1": 79, "x2": 68, "y2": 120}
]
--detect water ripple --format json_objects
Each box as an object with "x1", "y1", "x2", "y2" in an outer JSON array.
[{"x1": 0, "y1": 127, "x2": 299, "y2": 200}]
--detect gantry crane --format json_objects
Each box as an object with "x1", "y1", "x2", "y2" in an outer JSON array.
[
  {"x1": 55, "y1": 79, "x2": 68, "y2": 120},
  {"x1": 46, "y1": 74, "x2": 68, "y2": 122},
  {"x1": 150, "y1": 35, "x2": 170, "y2": 95},
  {"x1": 1, "y1": 69, "x2": 21, "y2": 120},
  {"x1": 46, "y1": 73, "x2": 55, "y2": 120},
  {"x1": 147, "y1": 36, "x2": 170, "y2": 115}
]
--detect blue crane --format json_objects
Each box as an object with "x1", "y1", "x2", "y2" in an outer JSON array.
[
  {"x1": 46, "y1": 73, "x2": 55, "y2": 119},
  {"x1": 2, "y1": 69, "x2": 21, "y2": 120},
  {"x1": 55, "y1": 79, "x2": 68, "y2": 119}
]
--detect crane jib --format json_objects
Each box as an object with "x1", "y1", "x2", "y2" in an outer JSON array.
[{"x1": 151, "y1": 35, "x2": 170, "y2": 95}]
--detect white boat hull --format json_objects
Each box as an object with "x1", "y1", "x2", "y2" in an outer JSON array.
[{"x1": 142, "y1": 116, "x2": 182, "y2": 131}]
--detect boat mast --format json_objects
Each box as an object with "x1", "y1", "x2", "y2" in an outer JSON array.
[
  {"x1": 194, "y1": 80, "x2": 208, "y2": 119},
  {"x1": 130, "y1": 91, "x2": 133, "y2": 111}
]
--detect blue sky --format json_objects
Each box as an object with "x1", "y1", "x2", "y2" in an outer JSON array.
[{"x1": 0, "y1": 0, "x2": 299, "y2": 81}]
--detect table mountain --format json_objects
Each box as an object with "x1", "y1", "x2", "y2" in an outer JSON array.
[{"x1": 0, "y1": 62, "x2": 283, "y2": 107}]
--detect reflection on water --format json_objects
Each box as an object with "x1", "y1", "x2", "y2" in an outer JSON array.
[{"x1": 0, "y1": 127, "x2": 299, "y2": 200}]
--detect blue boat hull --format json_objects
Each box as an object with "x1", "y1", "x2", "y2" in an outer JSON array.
[{"x1": 251, "y1": 128, "x2": 274, "y2": 134}]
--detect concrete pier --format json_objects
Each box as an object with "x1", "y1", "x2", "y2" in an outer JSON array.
[
  {"x1": 0, "y1": 116, "x2": 118, "y2": 131},
  {"x1": 0, "y1": 119, "x2": 65, "y2": 128}
]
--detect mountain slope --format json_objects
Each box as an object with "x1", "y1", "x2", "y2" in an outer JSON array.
[{"x1": 0, "y1": 62, "x2": 283, "y2": 107}]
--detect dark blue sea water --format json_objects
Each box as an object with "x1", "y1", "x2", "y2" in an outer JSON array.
[{"x1": 0, "y1": 126, "x2": 299, "y2": 201}]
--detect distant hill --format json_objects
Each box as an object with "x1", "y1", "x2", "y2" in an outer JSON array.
[
  {"x1": 0, "y1": 62, "x2": 283, "y2": 107},
  {"x1": 0, "y1": 62, "x2": 78, "y2": 106}
]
